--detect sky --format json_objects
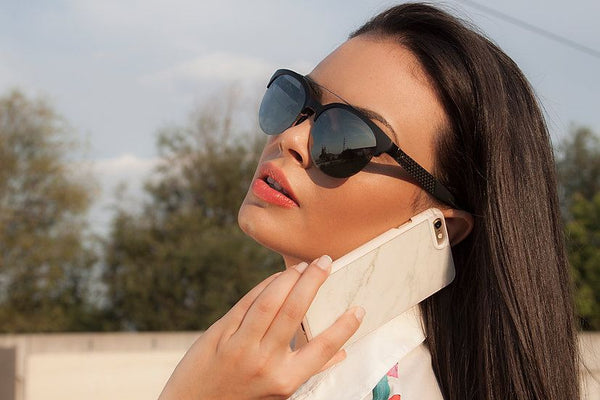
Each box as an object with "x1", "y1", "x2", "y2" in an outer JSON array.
[{"x1": 1, "y1": 0, "x2": 599, "y2": 234}]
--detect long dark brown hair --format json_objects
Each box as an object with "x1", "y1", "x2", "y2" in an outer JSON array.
[{"x1": 352, "y1": 4, "x2": 579, "y2": 399}]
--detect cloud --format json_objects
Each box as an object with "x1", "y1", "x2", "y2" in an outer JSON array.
[
  {"x1": 0, "y1": 51, "x2": 32, "y2": 92},
  {"x1": 91, "y1": 154, "x2": 160, "y2": 212},
  {"x1": 64, "y1": 0, "x2": 247, "y2": 53},
  {"x1": 66, "y1": 0, "x2": 209, "y2": 33},
  {"x1": 85, "y1": 154, "x2": 160, "y2": 235},
  {"x1": 138, "y1": 52, "x2": 275, "y2": 90},
  {"x1": 94, "y1": 154, "x2": 159, "y2": 178},
  {"x1": 137, "y1": 53, "x2": 315, "y2": 101}
]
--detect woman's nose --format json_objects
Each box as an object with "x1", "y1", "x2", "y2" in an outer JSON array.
[{"x1": 276, "y1": 119, "x2": 312, "y2": 169}]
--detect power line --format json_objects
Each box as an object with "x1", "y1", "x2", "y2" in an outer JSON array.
[{"x1": 456, "y1": 0, "x2": 600, "y2": 60}]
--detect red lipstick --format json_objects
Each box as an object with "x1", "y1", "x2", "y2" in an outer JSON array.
[{"x1": 251, "y1": 163, "x2": 299, "y2": 208}]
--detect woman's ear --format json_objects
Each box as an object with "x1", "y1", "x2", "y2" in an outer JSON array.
[{"x1": 442, "y1": 209, "x2": 474, "y2": 246}]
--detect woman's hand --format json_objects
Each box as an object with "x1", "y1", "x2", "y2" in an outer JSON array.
[{"x1": 158, "y1": 255, "x2": 364, "y2": 400}]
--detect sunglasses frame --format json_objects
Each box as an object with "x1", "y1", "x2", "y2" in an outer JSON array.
[{"x1": 265, "y1": 69, "x2": 459, "y2": 209}]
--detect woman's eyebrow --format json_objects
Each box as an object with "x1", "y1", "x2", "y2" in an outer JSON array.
[
  {"x1": 305, "y1": 75, "x2": 400, "y2": 143},
  {"x1": 304, "y1": 76, "x2": 324, "y2": 100},
  {"x1": 353, "y1": 106, "x2": 399, "y2": 143}
]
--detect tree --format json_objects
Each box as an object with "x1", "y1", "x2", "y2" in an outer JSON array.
[
  {"x1": 102, "y1": 96, "x2": 281, "y2": 331},
  {"x1": 556, "y1": 126, "x2": 600, "y2": 213},
  {"x1": 0, "y1": 90, "x2": 97, "y2": 332},
  {"x1": 556, "y1": 126, "x2": 600, "y2": 330},
  {"x1": 565, "y1": 193, "x2": 600, "y2": 329}
]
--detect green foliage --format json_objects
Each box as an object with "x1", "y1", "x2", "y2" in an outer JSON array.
[
  {"x1": 102, "y1": 98, "x2": 281, "y2": 331},
  {"x1": 556, "y1": 126, "x2": 600, "y2": 330},
  {"x1": 556, "y1": 126, "x2": 600, "y2": 211},
  {"x1": 565, "y1": 193, "x2": 600, "y2": 329},
  {"x1": 0, "y1": 90, "x2": 97, "y2": 332}
]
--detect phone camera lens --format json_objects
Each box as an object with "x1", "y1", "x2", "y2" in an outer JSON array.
[{"x1": 434, "y1": 219, "x2": 442, "y2": 229}]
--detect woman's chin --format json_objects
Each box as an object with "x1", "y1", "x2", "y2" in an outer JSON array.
[
  {"x1": 238, "y1": 207, "x2": 311, "y2": 265},
  {"x1": 238, "y1": 205, "x2": 283, "y2": 252}
]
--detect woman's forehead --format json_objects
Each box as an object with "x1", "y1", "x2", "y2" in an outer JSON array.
[
  {"x1": 311, "y1": 37, "x2": 430, "y2": 90},
  {"x1": 309, "y1": 35, "x2": 447, "y2": 167}
]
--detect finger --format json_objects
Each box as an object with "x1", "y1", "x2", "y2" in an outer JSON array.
[
  {"x1": 294, "y1": 307, "x2": 364, "y2": 375},
  {"x1": 234, "y1": 264, "x2": 305, "y2": 341},
  {"x1": 219, "y1": 272, "x2": 282, "y2": 328},
  {"x1": 317, "y1": 349, "x2": 346, "y2": 373},
  {"x1": 262, "y1": 255, "x2": 332, "y2": 348}
]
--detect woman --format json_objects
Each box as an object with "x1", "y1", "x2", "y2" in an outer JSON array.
[{"x1": 159, "y1": 3, "x2": 579, "y2": 399}]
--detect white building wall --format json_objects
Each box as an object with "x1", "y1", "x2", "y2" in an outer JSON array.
[{"x1": 0, "y1": 332, "x2": 198, "y2": 400}]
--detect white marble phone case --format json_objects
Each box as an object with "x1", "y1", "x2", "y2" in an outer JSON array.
[{"x1": 301, "y1": 208, "x2": 455, "y2": 347}]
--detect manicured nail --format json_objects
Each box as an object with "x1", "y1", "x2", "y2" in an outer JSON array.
[
  {"x1": 353, "y1": 307, "x2": 365, "y2": 322},
  {"x1": 316, "y1": 255, "x2": 332, "y2": 271},
  {"x1": 294, "y1": 262, "x2": 309, "y2": 273}
]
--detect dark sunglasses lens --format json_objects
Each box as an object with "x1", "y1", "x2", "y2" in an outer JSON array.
[
  {"x1": 259, "y1": 74, "x2": 306, "y2": 135},
  {"x1": 311, "y1": 108, "x2": 376, "y2": 178}
]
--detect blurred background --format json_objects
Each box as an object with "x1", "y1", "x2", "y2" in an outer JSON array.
[{"x1": 0, "y1": 0, "x2": 599, "y2": 399}]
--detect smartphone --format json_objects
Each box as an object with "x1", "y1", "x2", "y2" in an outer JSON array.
[{"x1": 301, "y1": 208, "x2": 454, "y2": 347}]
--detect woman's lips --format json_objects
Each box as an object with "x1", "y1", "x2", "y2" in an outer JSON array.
[
  {"x1": 251, "y1": 163, "x2": 299, "y2": 208},
  {"x1": 251, "y1": 179, "x2": 299, "y2": 208}
]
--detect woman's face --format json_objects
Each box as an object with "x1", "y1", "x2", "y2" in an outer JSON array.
[{"x1": 238, "y1": 35, "x2": 448, "y2": 266}]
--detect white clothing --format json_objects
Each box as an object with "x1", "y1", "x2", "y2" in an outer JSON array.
[{"x1": 290, "y1": 305, "x2": 443, "y2": 400}]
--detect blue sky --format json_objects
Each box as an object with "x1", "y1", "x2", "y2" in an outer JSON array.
[{"x1": 1, "y1": 0, "x2": 599, "y2": 233}]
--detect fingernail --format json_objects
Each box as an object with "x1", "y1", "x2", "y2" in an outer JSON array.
[
  {"x1": 294, "y1": 262, "x2": 309, "y2": 273},
  {"x1": 353, "y1": 307, "x2": 365, "y2": 322},
  {"x1": 316, "y1": 255, "x2": 332, "y2": 271}
]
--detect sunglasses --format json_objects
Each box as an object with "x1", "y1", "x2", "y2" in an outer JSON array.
[{"x1": 258, "y1": 69, "x2": 459, "y2": 209}]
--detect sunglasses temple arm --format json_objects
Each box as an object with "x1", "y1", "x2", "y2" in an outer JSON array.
[
  {"x1": 390, "y1": 147, "x2": 460, "y2": 209},
  {"x1": 433, "y1": 181, "x2": 460, "y2": 209}
]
